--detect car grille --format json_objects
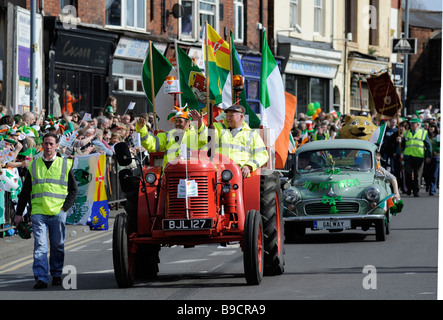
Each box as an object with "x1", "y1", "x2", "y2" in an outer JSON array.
[
  {"x1": 167, "y1": 175, "x2": 209, "y2": 215},
  {"x1": 304, "y1": 201, "x2": 360, "y2": 215}
]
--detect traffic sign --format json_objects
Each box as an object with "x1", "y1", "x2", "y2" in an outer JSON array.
[{"x1": 392, "y1": 38, "x2": 417, "y2": 54}]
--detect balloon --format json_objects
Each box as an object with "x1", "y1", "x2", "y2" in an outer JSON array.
[
  {"x1": 307, "y1": 103, "x2": 316, "y2": 116},
  {"x1": 314, "y1": 102, "x2": 321, "y2": 109}
]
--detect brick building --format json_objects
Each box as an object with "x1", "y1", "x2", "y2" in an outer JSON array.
[
  {"x1": 403, "y1": 9, "x2": 442, "y2": 112},
  {"x1": 0, "y1": 0, "x2": 271, "y2": 117}
]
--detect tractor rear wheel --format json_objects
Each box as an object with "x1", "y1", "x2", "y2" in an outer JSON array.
[
  {"x1": 260, "y1": 170, "x2": 285, "y2": 276},
  {"x1": 243, "y1": 210, "x2": 264, "y2": 285},
  {"x1": 113, "y1": 213, "x2": 135, "y2": 288}
]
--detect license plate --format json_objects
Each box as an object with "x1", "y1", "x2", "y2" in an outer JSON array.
[
  {"x1": 313, "y1": 220, "x2": 351, "y2": 230},
  {"x1": 163, "y1": 219, "x2": 212, "y2": 230}
]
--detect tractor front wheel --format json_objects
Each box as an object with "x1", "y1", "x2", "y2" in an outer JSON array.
[
  {"x1": 113, "y1": 213, "x2": 135, "y2": 288},
  {"x1": 243, "y1": 210, "x2": 264, "y2": 285}
]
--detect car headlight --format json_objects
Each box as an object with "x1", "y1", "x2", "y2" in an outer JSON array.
[
  {"x1": 145, "y1": 172, "x2": 157, "y2": 184},
  {"x1": 365, "y1": 186, "x2": 380, "y2": 202},
  {"x1": 284, "y1": 188, "x2": 300, "y2": 203}
]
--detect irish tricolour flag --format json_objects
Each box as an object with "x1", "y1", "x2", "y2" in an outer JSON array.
[
  {"x1": 260, "y1": 30, "x2": 294, "y2": 168},
  {"x1": 142, "y1": 43, "x2": 177, "y2": 131}
]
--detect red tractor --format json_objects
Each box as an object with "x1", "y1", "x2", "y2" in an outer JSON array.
[{"x1": 112, "y1": 137, "x2": 284, "y2": 287}]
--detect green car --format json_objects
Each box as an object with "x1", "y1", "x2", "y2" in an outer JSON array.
[{"x1": 283, "y1": 139, "x2": 396, "y2": 241}]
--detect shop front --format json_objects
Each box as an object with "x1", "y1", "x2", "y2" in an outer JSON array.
[
  {"x1": 278, "y1": 37, "x2": 342, "y2": 117},
  {"x1": 110, "y1": 36, "x2": 165, "y2": 116},
  {"x1": 45, "y1": 21, "x2": 117, "y2": 117},
  {"x1": 347, "y1": 52, "x2": 390, "y2": 114}
]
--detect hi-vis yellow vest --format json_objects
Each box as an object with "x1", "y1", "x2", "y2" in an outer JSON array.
[
  {"x1": 404, "y1": 128, "x2": 427, "y2": 158},
  {"x1": 29, "y1": 157, "x2": 72, "y2": 216},
  {"x1": 136, "y1": 123, "x2": 206, "y2": 169},
  {"x1": 213, "y1": 121, "x2": 268, "y2": 172}
]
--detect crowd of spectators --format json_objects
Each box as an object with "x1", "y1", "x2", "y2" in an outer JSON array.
[{"x1": 0, "y1": 99, "x2": 439, "y2": 197}]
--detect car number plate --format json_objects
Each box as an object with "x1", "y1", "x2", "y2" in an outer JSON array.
[
  {"x1": 163, "y1": 219, "x2": 212, "y2": 230},
  {"x1": 313, "y1": 220, "x2": 351, "y2": 230}
]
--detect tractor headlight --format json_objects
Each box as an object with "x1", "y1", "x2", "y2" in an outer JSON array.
[
  {"x1": 145, "y1": 172, "x2": 157, "y2": 184},
  {"x1": 222, "y1": 184, "x2": 231, "y2": 193},
  {"x1": 365, "y1": 186, "x2": 380, "y2": 202},
  {"x1": 221, "y1": 169, "x2": 233, "y2": 182},
  {"x1": 284, "y1": 188, "x2": 300, "y2": 203}
]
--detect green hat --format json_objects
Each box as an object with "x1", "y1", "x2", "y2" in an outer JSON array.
[
  {"x1": 410, "y1": 118, "x2": 421, "y2": 124},
  {"x1": 17, "y1": 221, "x2": 32, "y2": 239},
  {"x1": 18, "y1": 147, "x2": 32, "y2": 157}
]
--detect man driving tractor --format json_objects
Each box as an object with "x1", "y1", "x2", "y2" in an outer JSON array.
[{"x1": 190, "y1": 104, "x2": 268, "y2": 178}]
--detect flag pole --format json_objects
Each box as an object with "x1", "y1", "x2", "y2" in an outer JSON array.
[
  {"x1": 174, "y1": 40, "x2": 183, "y2": 109},
  {"x1": 205, "y1": 21, "x2": 215, "y2": 159},
  {"x1": 205, "y1": 21, "x2": 212, "y2": 126},
  {"x1": 149, "y1": 41, "x2": 158, "y2": 131},
  {"x1": 229, "y1": 30, "x2": 234, "y2": 105}
]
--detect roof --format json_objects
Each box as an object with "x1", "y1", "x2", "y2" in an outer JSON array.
[
  {"x1": 295, "y1": 139, "x2": 377, "y2": 154},
  {"x1": 403, "y1": 9, "x2": 442, "y2": 29}
]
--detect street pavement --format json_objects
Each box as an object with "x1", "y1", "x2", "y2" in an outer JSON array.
[
  {"x1": 0, "y1": 188, "x2": 439, "y2": 301},
  {"x1": 0, "y1": 208, "x2": 120, "y2": 262}
]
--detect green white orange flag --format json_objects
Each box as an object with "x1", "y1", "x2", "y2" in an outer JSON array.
[
  {"x1": 229, "y1": 30, "x2": 260, "y2": 128},
  {"x1": 141, "y1": 43, "x2": 177, "y2": 131},
  {"x1": 260, "y1": 29, "x2": 291, "y2": 168}
]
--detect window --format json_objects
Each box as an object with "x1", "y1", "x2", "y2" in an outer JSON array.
[
  {"x1": 234, "y1": 0, "x2": 244, "y2": 42},
  {"x1": 285, "y1": 75, "x2": 329, "y2": 115},
  {"x1": 350, "y1": 74, "x2": 370, "y2": 112},
  {"x1": 313, "y1": 0, "x2": 323, "y2": 35},
  {"x1": 180, "y1": 0, "x2": 218, "y2": 40},
  {"x1": 368, "y1": 0, "x2": 379, "y2": 46},
  {"x1": 105, "y1": 0, "x2": 146, "y2": 30},
  {"x1": 112, "y1": 59, "x2": 145, "y2": 94},
  {"x1": 346, "y1": 0, "x2": 357, "y2": 42},
  {"x1": 289, "y1": 0, "x2": 300, "y2": 30}
]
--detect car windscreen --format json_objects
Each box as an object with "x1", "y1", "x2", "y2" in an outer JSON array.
[{"x1": 296, "y1": 149, "x2": 373, "y2": 173}]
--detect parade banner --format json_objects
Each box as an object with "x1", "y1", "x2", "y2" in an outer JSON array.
[
  {"x1": 66, "y1": 154, "x2": 109, "y2": 230},
  {"x1": 367, "y1": 72, "x2": 402, "y2": 119}
]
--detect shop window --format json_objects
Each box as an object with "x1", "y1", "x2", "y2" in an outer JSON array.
[
  {"x1": 125, "y1": 79, "x2": 134, "y2": 92},
  {"x1": 350, "y1": 75, "x2": 370, "y2": 112},
  {"x1": 105, "y1": 0, "x2": 146, "y2": 31},
  {"x1": 246, "y1": 79, "x2": 260, "y2": 113},
  {"x1": 285, "y1": 75, "x2": 329, "y2": 116},
  {"x1": 112, "y1": 59, "x2": 145, "y2": 95}
]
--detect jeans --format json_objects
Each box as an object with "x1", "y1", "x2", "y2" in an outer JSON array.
[
  {"x1": 429, "y1": 156, "x2": 440, "y2": 195},
  {"x1": 30, "y1": 211, "x2": 67, "y2": 283}
]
